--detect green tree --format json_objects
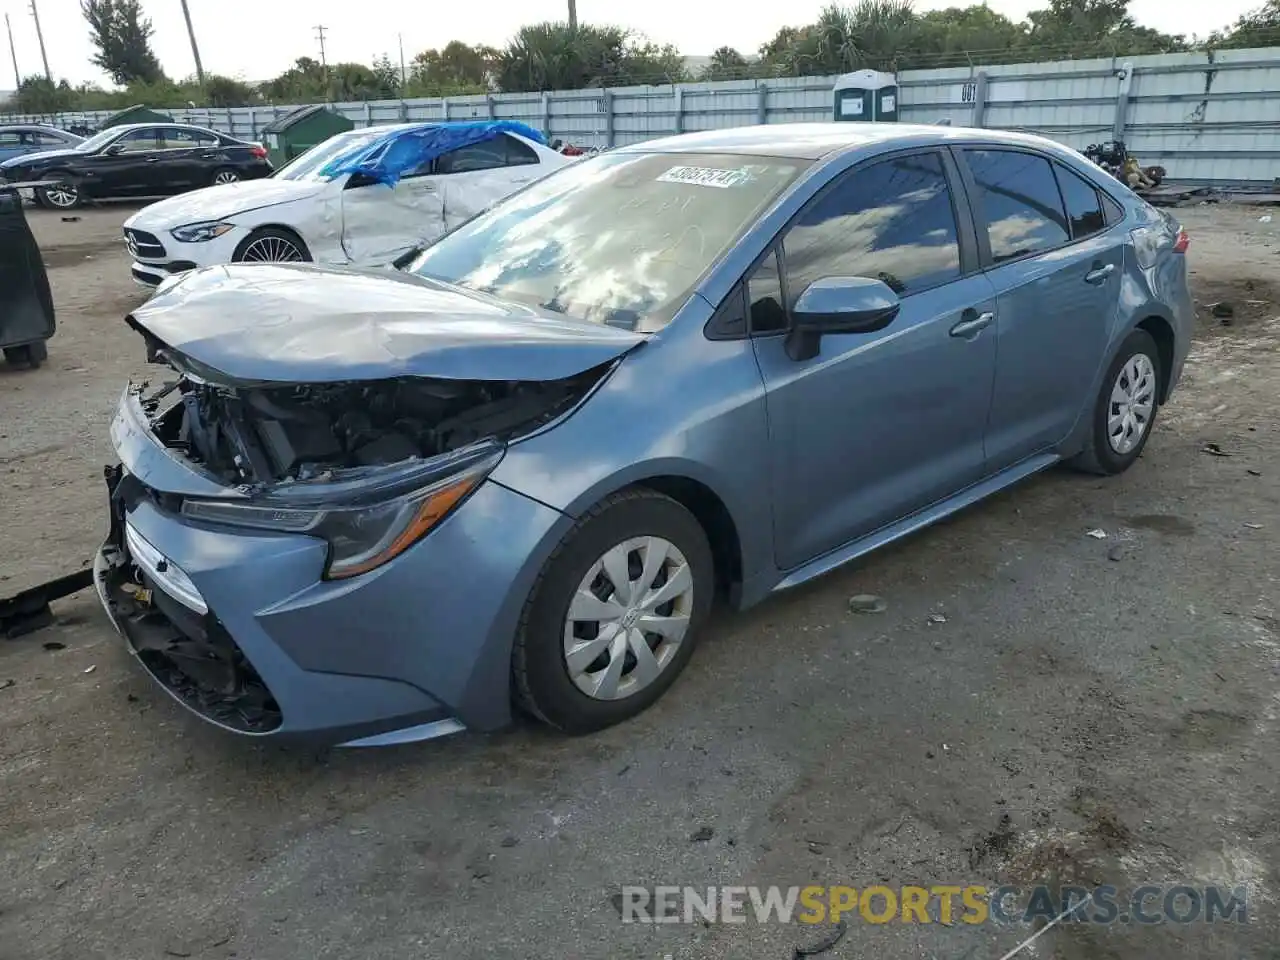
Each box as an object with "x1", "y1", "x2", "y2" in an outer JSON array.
[
  {"x1": 1213, "y1": 0, "x2": 1280, "y2": 47},
  {"x1": 14, "y1": 75, "x2": 77, "y2": 114},
  {"x1": 700, "y1": 46, "x2": 752, "y2": 81},
  {"x1": 204, "y1": 75, "x2": 259, "y2": 108},
  {"x1": 411, "y1": 41, "x2": 496, "y2": 90},
  {"x1": 494, "y1": 22, "x2": 688, "y2": 92},
  {"x1": 80, "y1": 0, "x2": 165, "y2": 85}
]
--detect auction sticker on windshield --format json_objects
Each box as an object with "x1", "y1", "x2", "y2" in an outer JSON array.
[{"x1": 656, "y1": 165, "x2": 755, "y2": 188}]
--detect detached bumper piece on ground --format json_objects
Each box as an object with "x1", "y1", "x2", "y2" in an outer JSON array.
[{"x1": 0, "y1": 181, "x2": 56, "y2": 369}]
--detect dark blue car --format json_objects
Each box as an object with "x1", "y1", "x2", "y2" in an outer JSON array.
[{"x1": 0, "y1": 124, "x2": 83, "y2": 163}]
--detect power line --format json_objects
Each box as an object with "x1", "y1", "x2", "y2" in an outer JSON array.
[
  {"x1": 5, "y1": 13, "x2": 20, "y2": 90},
  {"x1": 28, "y1": 0, "x2": 50, "y2": 82},
  {"x1": 180, "y1": 0, "x2": 205, "y2": 88}
]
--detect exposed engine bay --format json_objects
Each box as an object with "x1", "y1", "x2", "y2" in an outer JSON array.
[{"x1": 138, "y1": 367, "x2": 606, "y2": 485}]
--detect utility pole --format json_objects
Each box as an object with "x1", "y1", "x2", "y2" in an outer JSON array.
[
  {"x1": 314, "y1": 24, "x2": 329, "y2": 97},
  {"x1": 179, "y1": 0, "x2": 205, "y2": 87},
  {"x1": 398, "y1": 33, "x2": 406, "y2": 88},
  {"x1": 567, "y1": 0, "x2": 577, "y2": 30},
  {"x1": 28, "y1": 0, "x2": 51, "y2": 82},
  {"x1": 5, "y1": 14, "x2": 20, "y2": 90}
]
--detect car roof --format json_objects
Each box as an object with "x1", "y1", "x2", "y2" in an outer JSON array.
[
  {"x1": 0, "y1": 123, "x2": 72, "y2": 134},
  {"x1": 108, "y1": 121, "x2": 222, "y2": 133},
  {"x1": 614, "y1": 122, "x2": 1079, "y2": 161}
]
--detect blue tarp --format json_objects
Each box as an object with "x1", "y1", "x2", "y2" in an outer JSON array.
[{"x1": 317, "y1": 120, "x2": 548, "y2": 187}]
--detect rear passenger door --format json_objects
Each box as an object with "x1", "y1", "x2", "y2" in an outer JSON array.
[
  {"x1": 751, "y1": 149, "x2": 1000, "y2": 570},
  {"x1": 957, "y1": 148, "x2": 1123, "y2": 472},
  {"x1": 433, "y1": 133, "x2": 545, "y2": 231}
]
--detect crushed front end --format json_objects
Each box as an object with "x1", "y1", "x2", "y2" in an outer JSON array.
[{"x1": 94, "y1": 361, "x2": 594, "y2": 744}]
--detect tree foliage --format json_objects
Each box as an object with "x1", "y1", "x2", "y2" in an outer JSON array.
[
  {"x1": 5, "y1": 0, "x2": 1271, "y2": 116},
  {"x1": 80, "y1": 0, "x2": 165, "y2": 86}
]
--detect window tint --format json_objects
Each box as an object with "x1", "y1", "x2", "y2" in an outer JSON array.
[
  {"x1": 782, "y1": 152, "x2": 961, "y2": 304},
  {"x1": 1101, "y1": 191, "x2": 1124, "y2": 225},
  {"x1": 0, "y1": 131, "x2": 19, "y2": 145},
  {"x1": 505, "y1": 134, "x2": 539, "y2": 167},
  {"x1": 114, "y1": 129, "x2": 158, "y2": 153},
  {"x1": 435, "y1": 138, "x2": 508, "y2": 175},
  {"x1": 748, "y1": 249, "x2": 787, "y2": 334},
  {"x1": 159, "y1": 127, "x2": 218, "y2": 149},
  {"x1": 1054, "y1": 163, "x2": 1106, "y2": 238},
  {"x1": 36, "y1": 132, "x2": 67, "y2": 145},
  {"x1": 964, "y1": 149, "x2": 1070, "y2": 263}
]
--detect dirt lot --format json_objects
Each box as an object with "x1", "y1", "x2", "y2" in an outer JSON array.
[{"x1": 1, "y1": 201, "x2": 1278, "y2": 960}]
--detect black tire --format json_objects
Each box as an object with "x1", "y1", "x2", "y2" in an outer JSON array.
[
  {"x1": 512, "y1": 488, "x2": 714, "y2": 734},
  {"x1": 1070, "y1": 328, "x2": 1161, "y2": 476},
  {"x1": 211, "y1": 168, "x2": 241, "y2": 186},
  {"x1": 3, "y1": 342, "x2": 47, "y2": 369},
  {"x1": 35, "y1": 174, "x2": 80, "y2": 211},
  {"x1": 232, "y1": 226, "x2": 311, "y2": 264}
]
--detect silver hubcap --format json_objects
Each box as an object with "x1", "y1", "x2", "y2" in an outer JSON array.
[
  {"x1": 1108, "y1": 353, "x2": 1156, "y2": 454},
  {"x1": 240, "y1": 236, "x2": 303, "y2": 262},
  {"x1": 44, "y1": 184, "x2": 77, "y2": 207},
  {"x1": 214, "y1": 171, "x2": 239, "y2": 184},
  {"x1": 563, "y1": 537, "x2": 694, "y2": 701}
]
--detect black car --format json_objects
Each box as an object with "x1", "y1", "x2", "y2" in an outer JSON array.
[{"x1": 0, "y1": 122, "x2": 273, "y2": 210}]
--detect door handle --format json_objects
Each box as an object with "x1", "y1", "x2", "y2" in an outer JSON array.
[
  {"x1": 950, "y1": 310, "x2": 994, "y2": 339},
  {"x1": 1085, "y1": 262, "x2": 1115, "y2": 284},
  {"x1": 199, "y1": 152, "x2": 217, "y2": 159},
  {"x1": 145, "y1": 157, "x2": 160, "y2": 162}
]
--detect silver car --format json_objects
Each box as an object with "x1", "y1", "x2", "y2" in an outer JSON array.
[{"x1": 95, "y1": 123, "x2": 1193, "y2": 745}]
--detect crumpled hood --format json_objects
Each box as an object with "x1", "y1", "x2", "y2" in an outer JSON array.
[
  {"x1": 124, "y1": 178, "x2": 327, "y2": 231},
  {"x1": 128, "y1": 263, "x2": 645, "y2": 383}
]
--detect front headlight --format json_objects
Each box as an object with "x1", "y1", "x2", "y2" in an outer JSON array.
[
  {"x1": 170, "y1": 221, "x2": 235, "y2": 243},
  {"x1": 179, "y1": 451, "x2": 499, "y2": 579}
]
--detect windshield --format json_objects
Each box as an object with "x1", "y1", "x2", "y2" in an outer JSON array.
[
  {"x1": 75, "y1": 128, "x2": 120, "y2": 152},
  {"x1": 272, "y1": 129, "x2": 388, "y2": 181},
  {"x1": 405, "y1": 151, "x2": 809, "y2": 332}
]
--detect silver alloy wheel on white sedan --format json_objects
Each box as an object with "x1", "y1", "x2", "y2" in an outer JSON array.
[
  {"x1": 239, "y1": 235, "x2": 305, "y2": 262},
  {"x1": 42, "y1": 183, "x2": 79, "y2": 208},
  {"x1": 213, "y1": 170, "x2": 240, "y2": 185},
  {"x1": 1107, "y1": 352, "x2": 1157, "y2": 454},
  {"x1": 563, "y1": 536, "x2": 694, "y2": 701}
]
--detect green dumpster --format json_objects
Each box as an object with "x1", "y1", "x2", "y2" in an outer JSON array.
[
  {"x1": 100, "y1": 104, "x2": 174, "y2": 128},
  {"x1": 260, "y1": 105, "x2": 355, "y2": 168}
]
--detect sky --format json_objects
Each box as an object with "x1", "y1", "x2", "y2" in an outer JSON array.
[{"x1": 0, "y1": 0, "x2": 1264, "y2": 89}]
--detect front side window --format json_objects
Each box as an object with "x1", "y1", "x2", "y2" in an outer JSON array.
[
  {"x1": 114, "y1": 129, "x2": 158, "y2": 153},
  {"x1": 783, "y1": 151, "x2": 962, "y2": 304},
  {"x1": 36, "y1": 132, "x2": 68, "y2": 146},
  {"x1": 407, "y1": 151, "x2": 808, "y2": 332},
  {"x1": 1054, "y1": 163, "x2": 1106, "y2": 239},
  {"x1": 964, "y1": 149, "x2": 1070, "y2": 263}
]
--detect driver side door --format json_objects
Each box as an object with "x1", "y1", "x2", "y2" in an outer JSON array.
[
  {"x1": 750, "y1": 149, "x2": 1000, "y2": 570},
  {"x1": 92, "y1": 128, "x2": 162, "y2": 196}
]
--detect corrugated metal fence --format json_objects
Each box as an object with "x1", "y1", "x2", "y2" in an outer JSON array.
[{"x1": 8, "y1": 45, "x2": 1280, "y2": 184}]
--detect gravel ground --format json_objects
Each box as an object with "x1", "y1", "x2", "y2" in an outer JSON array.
[{"x1": 1, "y1": 201, "x2": 1278, "y2": 960}]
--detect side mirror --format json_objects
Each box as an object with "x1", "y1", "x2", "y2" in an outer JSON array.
[{"x1": 786, "y1": 276, "x2": 901, "y2": 361}]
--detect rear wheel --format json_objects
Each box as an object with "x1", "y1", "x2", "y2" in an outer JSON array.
[
  {"x1": 1070, "y1": 328, "x2": 1161, "y2": 475},
  {"x1": 232, "y1": 227, "x2": 310, "y2": 264},
  {"x1": 512, "y1": 488, "x2": 714, "y2": 734},
  {"x1": 211, "y1": 168, "x2": 240, "y2": 186},
  {"x1": 36, "y1": 176, "x2": 80, "y2": 210}
]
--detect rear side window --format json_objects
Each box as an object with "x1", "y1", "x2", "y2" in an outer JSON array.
[
  {"x1": 963, "y1": 149, "x2": 1070, "y2": 263},
  {"x1": 1054, "y1": 163, "x2": 1106, "y2": 238},
  {"x1": 435, "y1": 134, "x2": 536, "y2": 175},
  {"x1": 782, "y1": 151, "x2": 962, "y2": 302}
]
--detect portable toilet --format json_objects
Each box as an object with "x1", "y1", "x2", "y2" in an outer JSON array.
[
  {"x1": 260, "y1": 105, "x2": 355, "y2": 168},
  {"x1": 100, "y1": 104, "x2": 173, "y2": 128},
  {"x1": 833, "y1": 70, "x2": 899, "y2": 123}
]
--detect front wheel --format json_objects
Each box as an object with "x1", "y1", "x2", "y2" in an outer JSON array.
[
  {"x1": 36, "y1": 178, "x2": 80, "y2": 210},
  {"x1": 1070, "y1": 328, "x2": 1162, "y2": 475},
  {"x1": 232, "y1": 227, "x2": 311, "y2": 264},
  {"x1": 512, "y1": 488, "x2": 714, "y2": 734}
]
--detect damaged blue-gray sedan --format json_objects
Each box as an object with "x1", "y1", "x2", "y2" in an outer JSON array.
[{"x1": 96, "y1": 123, "x2": 1193, "y2": 745}]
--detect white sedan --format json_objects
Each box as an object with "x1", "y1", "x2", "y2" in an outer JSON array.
[{"x1": 122, "y1": 121, "x2": 570, "y2": 288}]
